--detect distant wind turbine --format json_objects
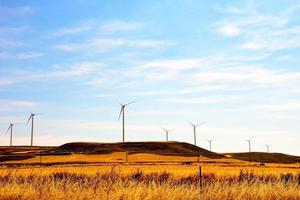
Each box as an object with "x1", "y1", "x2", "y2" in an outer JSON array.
[
  {"x1": 189, "y1": 122, "x2": 203, "y2": 146},
  {"x1": 163, "y1": 128, "x2": 172, "y2": 142},
  {"x1": 246, "y1": 139, "x2": 252, "y2": 163},
  {"x1": 5, "y1": 123, "x2": 15, "y2": 146},
  {"x1": 207, "y1": 139, "x2": 212, "y2": 151},
  {"x1": 26, "y1": 113, "x2": 37, "y2": 146},
  {"x1": 118, "y1": 101, "x2": 135, "y2": 142},
  {"x1": 265, "y1": 144, "x2": 270, "y2": 153}
]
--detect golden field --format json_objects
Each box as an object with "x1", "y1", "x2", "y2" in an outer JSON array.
[{"x1": 0, "y1": 152, "x2": 299, "y2": 200}]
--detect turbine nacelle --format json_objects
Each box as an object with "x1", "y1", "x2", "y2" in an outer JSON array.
[{"x1": 188, "y1": 121, "x2": 204, "y2": 127}]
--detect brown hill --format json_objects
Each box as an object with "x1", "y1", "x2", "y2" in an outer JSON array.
[
  {"x1": 224, "y1": 152, "x2": 300, "y2": 164},
  {"x1": 57, "y1": 141, "x2": 224, "y2": 158}
]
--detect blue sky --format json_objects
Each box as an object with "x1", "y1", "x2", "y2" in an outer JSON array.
[{"x1": 0, "y1": 0, "x2": 300, "y2": 155}]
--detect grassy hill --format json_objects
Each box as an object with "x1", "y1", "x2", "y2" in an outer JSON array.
[
  {"x1": 224, "y1": 152, "x2": 300, "y2": 164},
  {"x1": 57, "y1": 141, "x2": 224, "y2": 158},
  {"x1": 1, "y1": 142, "x2": 299, "y2": 164}
]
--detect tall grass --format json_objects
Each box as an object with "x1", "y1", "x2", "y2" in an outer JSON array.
[{"x1": 0, "y1": 169, "x2": 299, "y2": 200}]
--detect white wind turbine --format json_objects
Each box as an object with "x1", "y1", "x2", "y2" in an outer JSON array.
[
  {"x1": 246, "y1": 139, "x2": 252, "y2": 163},
  {"x1": 265, "y1": 144, "x2": 270, "y2": 153},
  {"x1": 189, "y1": 122, "x2": 204, "y2": 146},
  {"x1": 207, "y1": 139, "x2": 212, "y2": 151},
  {"x1": 5, "y1": 123, "x2": 15, "y2": 146},
  {"x1": 26, "y1": 113, "x2": 38, "y2": 146},
  {"x1": 118, "y1": 101, "x2": 135, "y2": 142},
  {"x1": 163, "y1": 128, "x2": 172, "y2": 142}
]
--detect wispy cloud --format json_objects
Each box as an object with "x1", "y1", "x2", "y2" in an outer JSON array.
[
  {"x1": 46, "y1": 20, "x2": 144, "y2": 39},
  {"x1": 100, "y1": 20, "x2": 143, "y2": 33},
  {"x1": 0, "y1": 51, "x2": 43, "y2": 60},
  {"x1": 192, "y1": 67, "x2": 300, "y2": 86},
  {"x1": 0, "y1": 100, "x2": 39, "y2": 111},
  {"x1": 0, "y1": 78, "x2": 15, "y2": 87},
  {"x1": 0, "y1": 38, "x2": 26, "y2": 47},
  {"x1": 0, "y1": 6, "x2": 33, "y2": 16},
  {"x1": 160, "y1": 95, "x2": 246, "y2": 104},
  {"x1": 54, "y1": 38, "x2": 174, "y2": 53},
  {"x1": 45, "y1": 62, "x2": 103, "y2": 78},
  {"x1": 0, "y1": 6, "x2": 33, "y2": 22},
  {"x1": 216, "y1": 24, "x2": 242, "y2": 37},
  {"x1": 0, "y1": 26, "x2": 31, "y2": 35},
  {"x1": 0, "y1": 62, "x2": 103, "y2": 88},
  {"x1": 45, "y1": 23, "x2": 93, "y2": 38},
  {"x1": 258, "y1": 101, "x2": 300, "y2": 112},
  {"x1": 214, "y1": 3, "x2": 300, "y2": 51}
]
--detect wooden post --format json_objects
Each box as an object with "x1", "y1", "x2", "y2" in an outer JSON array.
[
  {"x1": 125, "y1": 152, "x2": 128, "y2": 163},
  {"x1": 199, "y1": 165, "x2": 202, "y2": 189}
]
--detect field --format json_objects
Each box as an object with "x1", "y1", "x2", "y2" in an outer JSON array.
[{"x1": 0, "y1": 142, "x2": 299, "y2": 199}]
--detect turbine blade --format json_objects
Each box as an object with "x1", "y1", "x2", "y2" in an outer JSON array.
[
  {"x1": 188, "y1": 121, "x2": 194, "y2": 126},
  {"x1": 118, "y1": 107, "x2": 124, "y2": 120},
  {"x1": 125, "y1": 101, "x2": 136, "y2": 106},
  {"x1": 26, "y1": 115, "x2": 32, "y2": 126},
  {"x1": 5, "y1": 125, "x2": 11, "y2": 134},
  {"x1": 196, "y1": 122, "x2": 204, "y2": 127}
]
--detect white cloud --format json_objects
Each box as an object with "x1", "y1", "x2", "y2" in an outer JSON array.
[
  {"x1": 49, "y1": 25, "x2": 92, "y2": 38},
  {"x1": 54, "y1": 38, "x2": 174, "y2": 53},
  {"x1": 125, "y1": 58, "x2": 203, "y2": 82},
  {"x1": 258, "y1": 101, "x2": 300, "y2": 112},
  {"x1": 54, "y1": 38, "x2": 126, "y2": 52},
  {"x1": 214, "y1": 4, "x2": 300, "y2": 51},
  {"x1": 0, "y1": 26, "x2": 30, "y2": 35},
  {"x1": 0, "y1": 100, "x2": 40, "y2": 111},
  {"x1": 192, "y1": 67, "x2": 300, "y2": 87},
  {"x1": 100, "y1": 20, "x2": 143, "y2": 33},
  {"x1": 46, "y1": 20, "x2": 143, "y2": 38},
  {"x1": 216, "y1": 24, "x2": 242, "y2": 37},
  {"x1": 47, "y1": 62, "x2": 102, "y2": 78},
  {"x1": 0, "y1": 38, "x2": 26, "y2": 47},
  {"x1": 0, "y1": 6, "x2": 33, "y2": 17},
  {"x1": 85, "y1": 78, "x2": 107, "y2": 86},
  {"x1": 0, "y1": 78, "x2": 15, "y2": 87},
  {"x1": 160, "y1": 95, "x2": 245, "y2": 104},
  {"x1": 0, "y1": 51, "x2": 43, "y2": 60}
]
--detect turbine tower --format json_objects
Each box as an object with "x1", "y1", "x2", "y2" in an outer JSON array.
[
  {"x1": 265, "y1": 144, "x2": 270, "y2": 153},
  {"x1": 163, "y1": 128, "x2": 172, "y2": 142},
  {"x1": 26, "y1": 113, "x2": 36, "y2": 146},
  {"x1": 246, "y1": 139, "x2": 252, "y2": 163},
  {"x1": 118, "y1": 101, "x2": 135, "y2": 142},
  {"x1": 5, "y1": 123, "x2": 15, "y2": 146},
  {"x1": 189, "y1": 122, "x2": 203, "y2": 146},
  {"x1": 207, "y1": 139, "x2": 212, "y2": 151}
]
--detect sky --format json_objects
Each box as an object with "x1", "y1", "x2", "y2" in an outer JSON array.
[{"x1": 0, "y1": 0, "x2": 300, "y2": 155}]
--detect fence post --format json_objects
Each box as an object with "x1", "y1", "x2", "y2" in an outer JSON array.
[
  {"x1": 39, "y1": 152, "x2": 42, "y2": 166},
  {"x1": 125, "y1": 151, "x2": 128, "y2": 163},
  {"x1": 199, "y1": 165, "x2": 203, "y2": 190}
]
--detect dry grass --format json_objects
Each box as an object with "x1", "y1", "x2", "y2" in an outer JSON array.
[
  {"x1": 0, "y1": 153, "x2": 300, "y2": 199},
  {"x1": 0, "y1": 166, "x2": 299, "y2": 200}
]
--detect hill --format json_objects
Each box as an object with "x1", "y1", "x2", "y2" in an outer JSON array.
[
  {"x1": 57, "y1": 141, "x2": 224, "y2": 158},
  {"x1": 224, "y1": 152, "x2": 300, "y2": 164}
]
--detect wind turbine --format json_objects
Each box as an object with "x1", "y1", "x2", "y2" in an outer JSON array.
[
  {"x1": 163, "y1": 128, "x2": 172, "y2": 142},
  {"x1": 246, "y1": 139, "x2": 252, "y2": 163},
  {"x1": 5, "y1": 123, "x2": 15, "y2": 146},
  {"x1": 189, "y1": 122, "x2": 203, "y2": 146},
  {"x1": 207, "y1": 139, "x2": 212, "y2": 151},
  {"x1": 118, "y1": 101, "x2": 135, "y2": 142},
  {"x1": 265, "y1": 144, "x2": 270, "y2": 153},
  {"x1": 26, "y1": 113, "x2": 37, "y2": 146}
]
